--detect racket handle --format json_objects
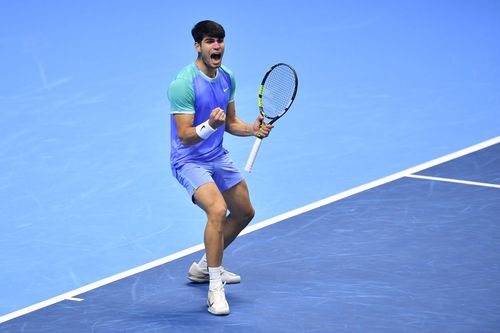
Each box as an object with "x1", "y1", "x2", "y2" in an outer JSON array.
[{"x1": 244, "y1": 138, "x2": 263, "y2": 172}]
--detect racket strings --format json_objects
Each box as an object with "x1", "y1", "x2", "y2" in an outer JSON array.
[{"x1": 261, "y1": 65, "x2": 297, "y2": 118}]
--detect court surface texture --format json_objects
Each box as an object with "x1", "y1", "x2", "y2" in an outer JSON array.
[
  {"x1": 1, "y1": 141, "x2": 499, "y2": 332},
  {"x1": 1, "y1": 1, "x2": 499, "y2": 332}
]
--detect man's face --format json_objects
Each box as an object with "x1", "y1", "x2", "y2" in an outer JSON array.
[{"x1": 196, "y1": 36, "x2": 225, "y2": 70}]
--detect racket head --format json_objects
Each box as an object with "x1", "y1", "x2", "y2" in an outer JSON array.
[{"x1": 258, "y1": 63, "x2": 298, "y2": 123}]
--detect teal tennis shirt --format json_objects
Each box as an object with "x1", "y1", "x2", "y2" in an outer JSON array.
[{"x1": 168, "y1": 63, "x2": 236, "y2": 169}]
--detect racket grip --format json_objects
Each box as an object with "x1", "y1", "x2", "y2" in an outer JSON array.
[{"x1": 244, "y1": 138, "x2": 263, "y2": 172}]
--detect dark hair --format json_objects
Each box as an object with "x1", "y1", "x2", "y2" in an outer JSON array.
[{"x1": 191, "y1": 20, "x2": 225, "y2": 43}]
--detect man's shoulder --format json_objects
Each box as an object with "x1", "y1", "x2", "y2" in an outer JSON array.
[
  {"x1": 168, "y1": 64, "x2": 198, "y2": 109},
  {"x1": 169, "y1": 64, "x2": 198, "y2": 93},
  {"x1": 174, "y1": 63, "x2": 199, "y2": 82},
  {"x1": 219, "y1": 65, "x2": 234, "y2": 78}
]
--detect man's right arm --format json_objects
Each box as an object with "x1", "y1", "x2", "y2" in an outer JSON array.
[
  {"x1": 174, "y1": 113, "x2": 203, "y2": 146},
  {"x1": 174, "y1": 108, "x2": 226, "y2": 146},
  {"x1": 169, "y1": 77, "x2": 201, "y2": 146}
]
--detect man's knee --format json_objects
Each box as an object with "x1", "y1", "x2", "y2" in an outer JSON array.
[
  {"x1": 237, "y1": 206, "x2": 255, "y2": 226},
  {"x1": 208, "y1": 202, "x2": 228, "y2": 222},
  {"x1": 246, "y1": 206, "x2": 255, "y2": 222}
]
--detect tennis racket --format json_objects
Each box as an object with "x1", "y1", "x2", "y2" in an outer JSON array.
[{"x1": 244, "y1": 63, "x2": 298, "y2": 172}]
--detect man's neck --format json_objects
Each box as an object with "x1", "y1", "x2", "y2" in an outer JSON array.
[{"x1": 195, "y1": 59, "x2": 218, "y2": 78}]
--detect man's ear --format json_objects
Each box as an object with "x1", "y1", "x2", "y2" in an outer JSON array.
[{"x1": 194, "y1": 42, "x2": 201, "y2": 53}]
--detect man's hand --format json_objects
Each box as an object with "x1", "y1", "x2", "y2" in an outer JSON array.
[
  {"x1": 208, "y1": 107, "x2": 226, "y2": 129},
  {"x1": 253, "y1": 115, "x2": 274, "y2": 138}
]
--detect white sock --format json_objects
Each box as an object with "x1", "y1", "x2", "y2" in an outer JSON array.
[
  {"x1": 198, "y1": 253, "x2": 208, "y2": 270},
  {"x1": 208, "y1": 266, "x2": 223, "y2": 291}
]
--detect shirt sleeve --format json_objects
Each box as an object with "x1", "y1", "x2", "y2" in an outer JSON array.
[
  {"x1": 168, "y1": 78, "x2": 195, "y2": 114},
  {"x1": 221, "y1": 65, "x2": 236, "y2": 103},
  {"x1": 229, "y1": 72, "x2": 236, "y2": 103}
]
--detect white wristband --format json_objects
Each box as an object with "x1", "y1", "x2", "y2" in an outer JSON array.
[{"x1": 195, "y1": 119, "x2": 216, "y2": 140}]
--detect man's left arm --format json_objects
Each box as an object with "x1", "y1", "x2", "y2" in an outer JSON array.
[{"x1": 225, "y1": 101, "x2": 273, "y2": 138}]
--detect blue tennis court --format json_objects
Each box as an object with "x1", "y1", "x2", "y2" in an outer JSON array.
[
  {"x1": 1, "y1": 140, "x2": 499, "y2": 332},
  {"x1": 1, "y1": 1, "x2": 499, "y2": 332}
]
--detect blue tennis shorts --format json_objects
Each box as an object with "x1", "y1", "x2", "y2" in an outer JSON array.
[{"x1": 173, "y1": 152, "x2": 243, "y2": 203}]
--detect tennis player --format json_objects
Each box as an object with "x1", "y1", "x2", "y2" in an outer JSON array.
[{"x1": 168, "y1": 20, "x2": 273, "y2": 315}]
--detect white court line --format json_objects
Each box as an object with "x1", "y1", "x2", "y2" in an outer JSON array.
[
  {"x1": 1, "y1": 135, "x2": 499, "y2": 324},
  {"x1": 407, "y1": 174, "x2": 500, "y2": 189},
  {"x1": 66, "y1": 297, "x2": 84, "y2": 302},
  {"x1": 240, "y1": 136, "x2": 500, "y2": 235}
]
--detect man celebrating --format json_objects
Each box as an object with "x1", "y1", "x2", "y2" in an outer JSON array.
[{"x1": 168, "y1": 20, "x2": 273, "y2": 315}]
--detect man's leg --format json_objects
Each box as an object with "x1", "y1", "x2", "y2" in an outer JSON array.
[
  {"x1": 193, "y1": 182, "x2": 230, "y2": 315},
  {"x1": 222, "y1": 179, "x2": 255, "y2": 248},
  {"x1": 197, "y1": 179, "x2": 255, "y2": 255},
  {"x1": 190, "y1": 180, "x2": 254, "y2": 284},
  {"x1": 194, "y1": 182, "x2": 227, "y2": 269}
]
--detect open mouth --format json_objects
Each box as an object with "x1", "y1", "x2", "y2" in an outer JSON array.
[{"x1": 211, "y1": 53, "x2": 221, "y2": 61}]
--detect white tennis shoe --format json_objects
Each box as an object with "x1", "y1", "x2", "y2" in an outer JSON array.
[
  {"x1": 188, "y1": 262, "x2": 241, "y2": 284},
  {"x1": 207, "y1": 284, "x2": 230, "y2": 315}
]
